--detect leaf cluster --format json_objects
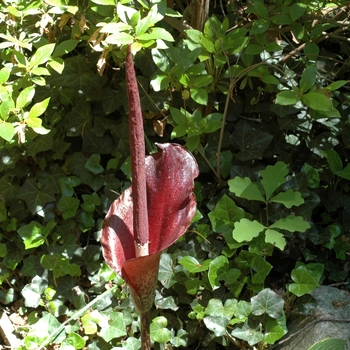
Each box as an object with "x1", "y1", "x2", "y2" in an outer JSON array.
[{"x1": 0, "y1": 0, "x2": 350, "y2": 349}]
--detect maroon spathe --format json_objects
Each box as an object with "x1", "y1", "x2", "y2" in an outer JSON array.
[{"x1": 101, "y1": 143, "x2": 199, "y2": 312}]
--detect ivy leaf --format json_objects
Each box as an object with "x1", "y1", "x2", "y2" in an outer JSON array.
[
  {"x1": 270, "y1": 215, "x2": 310, "y2": 232},
  {"x1": 288, "y1": 263, "x2": 324, "y2": 296},
  {"x1": 22, "y1": 275, "x2": 48, "y2": 308},
  {"x1": 251, "y1": 288, "x2": 284, "y2": 319},
  {"x1": 41, "y1": 254, "x2": 81, "y2": 278},
  {"x1": 231, "y1": 321, "x2": 264, "y2": 346},
  {"x1": 228, "y1": 177, "x2": 265, "y2": 202},
  {"x1": 260, "y1": 162, "x2": 288, "y2": 200},
  {"x1": 270, "y1": 189, "x2": 304, "y2": 208},
  {"x1": 18, "y1": 220, "x2": 56, "y2": 249},
  {"x1": 231, "y1": 121, "x2": 273, "y2": 161},
  {"x1": 99, "y1": 312, "x2": 126, "y2": 343},
  {"x1": 61, "y1": 332, "x2": 86, "y2": 349},
  {"x1": 24, "y1": 312, "x2": 65, "y2": 348},
  {"x1": 208, "y1": 255, "x2": 228, "y2": 290},
  {"x1": 57, "y1": 196, "x2": 80, "y2": 219},
  {"x1": 18, "y1": 178, "x2": 56, "y2": 214},
  {"x1": 85, "y1": 154, "x2": 104, "y2": 175},
  {"x1": 203, "y1": 315, "x2": 229, "y2": 337},
  {"x1": 208, "y1": 194, "x2": 245, "y2": 236},
  {"x1": 59, "y1": 176, "x2": 81, "y2": 196},
  {"x1": 263, "y1": 316, "x2": 288, "y2": 344},
  {"x1": 233, "y1": 219, "x2": 265, "y2": 243},
  {"x1": 251, "y1": 255, "x2": 272, "y2": 284},
  {"x1": 150, "y1": 316, "x2": 172, "y2": 343},
  {"x1": 178, "y1": 256, "x2": 211, "y2": 273},
  {"x1": 81, "y1": 310, "x2": 104, "y2": 335}
]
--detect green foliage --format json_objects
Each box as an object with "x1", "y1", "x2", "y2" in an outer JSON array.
[
  {"x1": 229, "y1": 161, "x2": 310, "y2": 250},
  {"x1": 1, "y1": 0, "x2": 350, "y2": 349}
]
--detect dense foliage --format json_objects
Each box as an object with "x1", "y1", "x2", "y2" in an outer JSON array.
[{"x1": 0, "y1": 0, "x2": 349, "y2": 349}]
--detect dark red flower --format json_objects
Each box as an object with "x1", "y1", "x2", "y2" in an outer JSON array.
[{"x1": 101, "y1": 142, "x2": 198, "y2": 313}]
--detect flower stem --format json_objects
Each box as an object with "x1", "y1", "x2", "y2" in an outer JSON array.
[
  {"x1": 140, "y1": 311, "x2": 151, "y2": 350},
  {"x1": 125, "y1": 45, "x2": 149, "y2": 257}
]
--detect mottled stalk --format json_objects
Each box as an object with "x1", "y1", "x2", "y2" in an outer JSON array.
[
  {"x1": 125, "y1": 45, "x2": 149, "y2": 257},
  {"x1": 140, "y1": 312, "x2": 151, "y2": 350}
]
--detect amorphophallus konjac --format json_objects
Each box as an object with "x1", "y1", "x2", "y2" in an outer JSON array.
[{"x1": 100, "y1": 45, "x2": 199, "y2": 349}]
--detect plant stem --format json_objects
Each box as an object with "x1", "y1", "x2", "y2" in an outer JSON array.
[
  {"x1": 125, "y1": 45, "x2": 149, "y2": 257},
  {"x1": 140, "y1": 311, "x2": 151, "y2": 350}
]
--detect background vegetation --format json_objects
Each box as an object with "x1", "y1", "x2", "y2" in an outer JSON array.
[{"x1": 0, "y1": 0, "x2": 350, "y2": 349}]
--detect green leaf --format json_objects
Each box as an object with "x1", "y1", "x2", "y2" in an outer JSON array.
[
  {"x1": 270, "y1": 215, "x2": 310, "y2": 232},
  {"x1": 251, "y1": 18, "x2": 269, "y2": 34},
  {"x1": 290, "y1": 3, "x2": 307, "y2": 21},
  {"x1": 270, "y1": 189, "x2": 304, "y2": 208},
  {"x1": 304, "y1": 41, "x2": 319, "y2": 60},
  {"x1": 99, "y1": 312, "x2": 126, "y2": 343},
  {"x1": 25, "y1": 312, "x2": 65, "y2": 348},
  {"x1": 231, "y1": 121, "x2": 273, "y2": 161},
  {"x1": 0, "y1": 243, "x2": 7, "y2": 257},
  {"x1": 231, "y1": 321, "x2": 264, "y2": 346},
  {"x1": 323, "y1": 149, "x2": 343, "y2": 174},
  {"x1": 85, "y1": 154, "x2": 104, "y2": 175},
  {"x1": 325, "y1": 80, "x2": 348, "y2": 91},
  {"x1": 53, "y1": 40, "x2": 79, "y2": 57},
  {"x1": 18, "y1": 220, "x2": 56, "y2": 249},
  {"x1": 251, "y1": 288, "x2": 284, "y2": 318},
  {"x1": 263, "y1": 316, "x2": 287, "y2": 344},
  {"x1": 150, "y1": 316, "x2": 172, "y2": 343},
  {"x1": 18, "y1": 178, "x2": 56, "y2": 215},
  {"x1": 62, "y1": 333, "x2": 86, "y2": 349},
  {"x1": 41, "y1": 254, "x2": 81, "y2": 278},
  {"x1": 203, "y1": 315, "x2": 229, "y2": 337},
  {"x1": 178, "y1": 256, "x2": 211, "y2": 273},
  {"x1": 0, "y1": 122, "x2": 15, "y2": 141},
  {"x1": 307, "y1": 338, "x2": 347, "y2": 350},
  {"x1": 192, "y1": 75, "x2": 213, "y2": 88},
  {"x1": 30, "y1": 44, "x2": 56, "y2": 68},
  {"x1": 300, "y1": 65, "x2": 316, "y2": 93},
  {"x1": 190, "y1": 87, "x2": 208, "y2": 105},
  {"x1": 253, "y1": 1, "x2": 268, "y2": 18},
  {"x1": 264, "y1": 229, "x2": 286, "y2": 250},
  {"x1": 228, "y1": 177, "x2": 265, "y2": 202},
  {"x1": 59, "y1": 176, "x2": 81, "y2": 196},
  {"x1": 57, "y1": 196, "x2": 80, "y2": 219},
  {"x1": 260, "y1": 162, "x2": 288, "y2": 200},
  {"x1": 0, "y1": 65, "x2": 11, "y2": 84},
  {"x1": 302, "y1": 92, "x2": 333, "y2": 111},
  {"x1": 22, "y1": 275, "x2": 48, "y2": 308},
  {"x1": 275, "y1": 90, "x2": 300, "y2": 105},
  {"x1": 208, "y1": 194, "x2": 245, "y2": 236},
  {"x1": 28, "y1": 98, "x2": 50, "y2": 119},
  {"x1": 208, "y1": 255, "x2": 229, "y2": 290},
  {"x1": 288, "y1": 263, "x2": 324, "y2": 296},
  {"x1": 16, "y1": 86, "x2": 35, "y2": 109},
  {"x1": 251, "y1": 254, "x2": 272, "y2": 284},
  {"x1": 233, "y1": 219, "x2": 265, "y2": 242}
]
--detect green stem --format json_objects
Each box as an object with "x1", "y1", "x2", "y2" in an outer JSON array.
[{"x1": 140, "y1": 311, "x2": 151, "y2": 350}]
